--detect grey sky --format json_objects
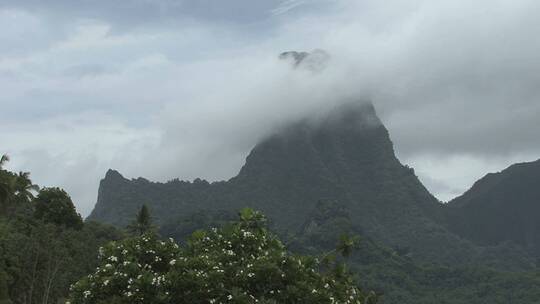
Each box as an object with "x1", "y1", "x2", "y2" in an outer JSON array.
[{"x1": 1, "y1": 0, "x2": 539, "y2": 215}]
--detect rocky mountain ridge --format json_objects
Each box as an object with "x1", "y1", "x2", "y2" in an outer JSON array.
[{"x1": 88, "y1": 102, "x2": 537, "y2": 270}]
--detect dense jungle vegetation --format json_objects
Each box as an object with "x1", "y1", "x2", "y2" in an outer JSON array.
[{"x1": 2, "y1": 153, "x2": 540, "y2": 303}]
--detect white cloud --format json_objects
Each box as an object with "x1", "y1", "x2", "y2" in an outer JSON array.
[
  {"x1": 405, "y1": 153, "x2": 540, "y2": 202},
  {"x1": 2, "y1": 0, "x2": 540, "y2": 216},
  {"x1": 271, "y1": 0, "x2": 308, "y2": 16}
]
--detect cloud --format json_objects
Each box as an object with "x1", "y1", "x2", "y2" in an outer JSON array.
[
  {"x1": 2, "y1": 0, "x2": 540, "y2": 215},
  {"x1": 271, "y1": 0, "x2": 308, "y2": 16},
  {"x1": 0, "y1": 0, "x2": 285, "y2": 29}
]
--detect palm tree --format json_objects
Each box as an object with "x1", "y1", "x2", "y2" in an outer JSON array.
[
  {"x1": 0, "y1": 155, "x2": 12, "y2": 212},
  {"x1": 0, "y1": 154, "x2": 8, "y2": 170},
  {"x1": 14, "y1": 171, "x2": 39, "y2": 202},
  {"x1": 0, "y1": 156, "x2": 39, "y2": 214}
]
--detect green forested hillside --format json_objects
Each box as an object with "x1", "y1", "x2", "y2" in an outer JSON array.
[
  {"x1": 445, "y1": 159, "x2": 540, "y2": 257},
  {"x1": 158, "y1": 202, "x2": 540, "y2": 303},
  {"x1": 2, "y1": 146, "x2": 540, "y2": 303},
  {"x1": 290, "y1": 201, "x2": 540, "y2": 303}
]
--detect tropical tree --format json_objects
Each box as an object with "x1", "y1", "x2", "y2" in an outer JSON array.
[
  {"x1": 127, "y1": 204, "x2": 154, "y2": 236},
  {"x1": 34, "y1": 187, "x2": 83, "y2": 229},
  {"x1": 0, "y1": 155, "x2": 14, "y2": 213},
  {"x1": 0, "y1": 155, "x2": 8, "y2": 170},
  {"x1": 0, "y1": 157, "x2": 123, "y2": 303},
  {"x1": 0, "y1": 157, "x2": 38, "y2": 214},
  {"x1": 0, "y1": 177, "x2": 11, "y2": 210},
  {"x1": 13, "y1": 171, "x2": 39, "y2": 203},
  {"x1": 0, "y1": 269, "x2": 11, "y2": 304},
  {"x1": 68, "y1": 209, "x2": 375, "y2": 304}
]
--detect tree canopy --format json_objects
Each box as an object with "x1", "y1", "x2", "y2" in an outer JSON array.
[
  {"x1": 34, "y1": 187, "x2": 83, "y2": 230},
  {"x1": 0, "y1": 155, "x2": 123, "y2": 304},
  {"x1": 127, "y1": 204, "x2": 154, "y2": 236},
  {"x1": 68, "y1": 208, "x2": 375, "y2": 304}
]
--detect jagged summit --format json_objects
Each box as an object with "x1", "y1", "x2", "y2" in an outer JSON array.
[
  {"x1": 89, "y1": 102, "x2": 405, "y2": 223},
  {"x1": 235, "y1": 102, "x2": 385, "y2": 180},
  {"x1": 104, "y1": 169, "x2": 125, "y2": 180},
  {"x1": 87, "y1": 101, "x2": 536, "y2": 268},
  {"x1": 279, "y1": 49, "x2": 330, "y2": 71},
  {"x1": 90, "y1": 101, "x2": 389, "y2": 225},
  {"x1": 88, "y1": 102, "x2": 452, "y2": 263}
]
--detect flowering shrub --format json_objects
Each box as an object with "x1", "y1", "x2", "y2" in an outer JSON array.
[
  {"x1": 68, "y1": 209, "x2": 373, "y2": 304},
  {"x1": 68, "y1": 234, "x2": 180, "y2": 303}
]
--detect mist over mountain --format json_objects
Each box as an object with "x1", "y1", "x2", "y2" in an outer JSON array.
[
  {"x1": 4, "y1": 1, "x2": 540, "y2": 303},
  {"x1": 88, "y1": 101, "x2": 537, "y2": 271},
  {"x1": 279, "y1": 49, "x2": 330, "y2": 71}
]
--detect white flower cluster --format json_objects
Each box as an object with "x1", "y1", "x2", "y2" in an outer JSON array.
[
  {"x1": 69, "y1": 235, "x2": 180, "y2": 303},
  {"x1": 69, "y1": 216, "x2": 365, "y2": 304}
]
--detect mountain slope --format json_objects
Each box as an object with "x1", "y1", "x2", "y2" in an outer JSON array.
[
  {"x1": 288, "y1": 200, "x2": 540, "y2": 304},
  {"x1": 445, "y1": 159, "x2": 540, "y2": 257},
  {"x1": 89, "y1": 102, "x2": 438, "y2": 236},
  {"x1": 87, "y1": 102, "x2": 534, "y2": 269}
]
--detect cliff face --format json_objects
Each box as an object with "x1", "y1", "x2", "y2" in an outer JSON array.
[
  {"x1": 227, "y1": 103, "x2": 445, "y2": 247},
  {"x1": 89, "y1": 102, "x2": 437, "y2": 228}
]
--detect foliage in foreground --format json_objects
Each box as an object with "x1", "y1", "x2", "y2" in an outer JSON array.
[
  {"x1": 68, "y1": 208, "x2": 376, "y2": 304},
  {"x1": 289, "y1": 201, "x2": 540, "y2": 304},
  {"x1": 0, "y1": 155, "x2": 122, "y2": 304}
]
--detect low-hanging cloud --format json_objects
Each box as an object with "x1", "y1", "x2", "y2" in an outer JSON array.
[{"x1": 1, "y1": 0, "x2": 540, "y2": 215}]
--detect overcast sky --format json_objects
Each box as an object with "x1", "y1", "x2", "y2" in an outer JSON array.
[{"x1": 1, "y1": 0, "x2": 539, "y2": 216}]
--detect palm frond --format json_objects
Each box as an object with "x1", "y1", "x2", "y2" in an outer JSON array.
[
  {"x1": 0, "y1": 154, "x2": 9, "y2": 169},
  {"x1": 18, "y1": 171, "x2": 31, "y2": 180}
]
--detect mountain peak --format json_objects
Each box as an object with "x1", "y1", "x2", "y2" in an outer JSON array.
[
  {"x1": 236, "y1": 101, "x2": 389, "y2": 181},
  {"x1": 279, "y1": 49, "x2": 330, "y2": 71},
  {"x1": 104, "y1": 169, "x2": 125, "y2": 181},
  {"x1": 89, "y1": 101, "x2": 478, "y2": 266}
]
